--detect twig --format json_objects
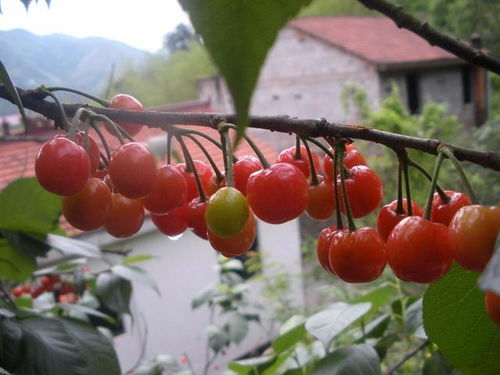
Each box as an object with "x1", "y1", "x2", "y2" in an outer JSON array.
[
  {"x1": 1, "y1": 86, "x2": 499, "y2": 171},
  {"x1": 386, "y1": 340, "x2": 430, "y2": 375},
  {"x1": 355, "y1": 0, "x2": 500, "y2": 75}
]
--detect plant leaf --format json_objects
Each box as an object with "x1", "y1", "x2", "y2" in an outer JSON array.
[
  {"x1": 422, "y1": 350, "x2": 457, "y2": 375},
  {"x1": 312, "y1": 344, "x2": 381, "y2": 375},
  {"x1": 111, "y1": 265, "x2": 160, "y2": 295},
  {"x1": 229, "y1": 355, "x2": 277, "y2": 374},
  {"x1": 226, "y1": 312, "x2": 248, "y2": 344},
  {"x1": 179, "y1": 0, "x2": 313, "y2": 141},
  {"x1": 0, "y1": 318, "x2": 23, "y2": 373},
  {"x1": 96, "y1": 272, "x2": 132, "y2": 315},
  {"x1": 272, "y1": 315, "x2": 306, "y2": 354},
  {"x1": 205, "y1": 325, "x2": 228, "y2": 353},
  {"x1": 354, "y1": 283, "x2": 395, "y2": 314},
  {"x1": 404, "y1": 298, "x2": 425, "y2": 336},
  {"x1": 191, "y1": 284, "x2": 216, "y2": 309},
  {"x1": 46, "y1": 234, "x2": 101, "y2": 258},
  {"x1": 121, "y1": 254, "x2": 154, "y2": 265},
  {"x1": 0, "y1": 238, "x2": 35, "y2": 281},
  {"x1": 0, "y1": 59, "x2": 27, "y2": 129},
  {"x1": 305, "y1": 302, "x2": 371, "y2": 349},
  {"x1": 0, "y1": 178, "x2": 60, "y2": 235},
  {"x1": 478, "y1": 240, "x2": 500, "y2": 295},
  {"x1": 423, "y1": 264, "x2": 500, "y2": 375}
]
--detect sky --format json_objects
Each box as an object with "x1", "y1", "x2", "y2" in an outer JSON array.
[{"x1": 0, "y1": 0, "x2": 190, "y2": 52}]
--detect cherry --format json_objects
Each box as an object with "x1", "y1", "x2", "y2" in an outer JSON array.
[
  {"x1": 247, "y1": 163, "x2": 309, "y2": 224},
  {"x1": 485, "y1": 291, "x2": 500, "y2": 327},
  {"x1": 151, "y1": 203, "x2": 188, "y2": 237},
  {"x1": 430, "y1": 190, "x2": 471, "y2": 226},
  {"x1": 104, "y1": 193, "x2": 145, "y2": 238},
  {"x1": 377, "y1": 199, "x2": 424, "y2": 241},
  {"x1": 306, "y1": 176, "x2": 336, "y2": 220},
  {"x1": 74, "y1": 132, "x2": 100, "y2": 174},
  {"x1": 35, "y1": 136, "x2": 90, "y2": 196},
  {"x1": 233, "y1": 155, "x2": 262, "y2": 196},
  {"x1": 108, "y1": 142, "x2": 157, "y2": 199},
  {"x1": 316, "y1": 225, "x2": 336, "y2": 275},
  {"x1": 142, "y1": 165, "x2": 187, "y2": 214},
  {"x1": 323, "y1": 144, "x2": 366, "y2": 180},
  {"x1": 62, "y1": 177, "x2": 111, "y2": 231},
  {"x1": 337, "y1": 166, "x2": 383, "y2": 218},
  {"x1": 109, "y1": 94, "x2": 144, "y2": 136},
  {"x1": 386, "y1": 216, "x2": 453, "y2": 283},
  {"x1": 277, "y1": 145, "x2": 320, "y2": 178},
  {"x1": 175, "y1": 160, "x2": 214, "y2": 201},
  {"x1": 329, "y1": 227, "x2": 386, "y2": 283},
  {"x1": 187, "y1": 198, "x2": 209, "y2": 240},
  {"x1": 208, "y1": 212, "x2": 256, "y2": 256},
  {"x1": 205, "y1": 187, "x2": 249, "y2": 238}
]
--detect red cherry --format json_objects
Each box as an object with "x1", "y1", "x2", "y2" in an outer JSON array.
[
  {"x1": 329, "y1": 228, "x2": 386, "y2": 283},
  {"x1": 35, "y1": 137, "x2": 90, "y2": 196},
  {"x1": 187, "y1": 198, "x2": 209, "y2": 240},
  {"x1": 151, "y1": 203, "x2": 188, "y2": 237},
  {"x1": 206, "y1": 174, "x2": 226, "y2": 196},
  {"x1": 175, "y1": 161, "x2": 214, "y2": 201},
  {"x1": 247, "y1": 163, "x2": 309, "y2": 224},
  {"x1": 108, "y1": 142, "x2": 157, "y2": 199},
  {"x1": 59, "y1": 292, "x2": 79, "y2": 304},
  {"x1": 316, "y1": 226, "x2": 336, "y2": 275},
  {"x1": 11, "y1": 286, "x2": 24, "y2": 297},
  {"x1": 431, "y1": 190, "x2": 472, "y2": 226},
  {"x1": 74, "y1": 132, "x2": 100, "y2": 174},
  {"x1": 31, "y1": 286, "x2": 45, "y2": 298},
  {"x1": 208, "y1": 212, "x2": 256, "y2": 256},
  {"x1": 142, "y1": 165, "x2": 187, "y2": 214},
  {"x1": 306, "y1": 176, "x2": 336, "y2": 220},
  {"x1": 377, "y1": 200, "x2": 423, "y2": 241},
  {"x1": 485, "y1": 291, "x2": 500, "y2": 327},
  {"x1": 323, "y1": 144, "x2": 366, "y2": 180},
  {"x1": 62, "y1": 177, "x2": 112, "y2": 231},
  {"x1": 337, "y1": 166, "x2": 383, "y2": 218},
  {"x1": 109, "y1": 94, "x2": 144, "y2": 136},
  {"x1": 233, "y1": 156, "x2": 262, "y2": 196},
  {"x1": 386, "y1": 216, "x2": 453, "y2": 283},
  {"x1": 276, "y1": 145, "x2": 320, "y2": 178},
  {"x1": 60, "y1": 282, "x2": 75, "y2": 295},
  {"x1": 104, "y1": 194, "x2": 145, "y2": 238}
]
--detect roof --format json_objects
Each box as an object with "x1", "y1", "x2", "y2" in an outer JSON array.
[
  {"x1": 290, "y1": 17, "x2": 461, "y2": 69},
  {"x1": 0, "y1": 104, "x2": 277, "y2": 235}
]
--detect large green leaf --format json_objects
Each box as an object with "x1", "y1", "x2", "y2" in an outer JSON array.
[
  {"x1": 423, "y1": 264, "x2": 500, "y2": 375},
  {"x1": 0, "y1": 179, "x2": 60, "y2": 235},
  {"x1": 228, "y1": 355, "x2": 277, "y2": 374},
  {"x1": 305, "y1": 302, "x2": 371, "y2": 348},
  {"x1": 0, "y1": 318, "x2": 23, "y2": 373},
  {"x1": 226, "y1": 312, "x2": 249, "y2": 344},
  {"x1": 0, "y1": 59, "x2": 27, "y2": 129},
  {"x1": 111, "y1": 265, "x2": 160, "y2": 295},
  {"x1": 96, "y1": 272, "x2": 132, "y2": 314},
  {"x1": 272, "y1": 315, "x2": 306, "y2": 354},
  {"x1": 0, "y1": 238, "x2": 35, "y2": 281},
  {"x1": 46, "y1": 234, "x2": 102, "y2": 258},
  {"x1": 179, "y1": 0, "x2": 313, "y2": 139},
  {"x1": 205, "y1": 325, "x2": 229, "y2": 352},
  {"x1": 312, "y1": 344, "x2": 381, "y2": 375},
  {"x1": 16, "y1": 317, "x2": 120, "y2": 375}
]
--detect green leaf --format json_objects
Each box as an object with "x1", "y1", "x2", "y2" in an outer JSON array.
[
  {"x1": 226, "y1": 312, "x2": 249, "y2": 344},
  {"x1": 46, "y1": 234, "x2": 102, "y2": 258},
  {"x1": 0, "y1": 238, "x2": 35, "y2": 281},
  {"x1": 0, "y1": 60, "x2": 27, "y2": 130},
  {"x1": 179, "y1": 0, "x2": 313, "y2": 140},
  {"x1": 0, "y1": 178, "x2": 60, "y2": 235},
  {"x1": 423, "y1": 264, "x2": 500, "y2": 375},
  {"x1": 205, "y1": 325, "x2": 229, "y2": 353},
  {"x1": 58, "y1": 303, "x2": 115, "y2": 323},
  {"x1": 403, "y1": 298, "x2": 425, "y2": 335},
  {"x1": 0, "y1": 318, "x2": 23, "y2": 373},
  {"x1": 1, "y1": 231, "x2": 50, "y2": 259},
  {"x1": 17, "y1": 316, "x2": 120, "y2": 375},
  {"x1": 478, "y1": 241, "x2": 500, "y2": 295},
  {"x1": 355, "y1": 314, "x2": 390, "y2": 343},
  {"x1": 354, "y1": 283, "x2": 395, "y2": 314},
  {"x1": 305, "y1": 302, "x2": 371, "y2": 348},
  {"x1": 191, "y1": 285, "x2": 216, "y2": 309},
  {"x1": 422, "y1": 351, "x2": 457, "y2": 375},
  {"x1": 96, "y1": 272, "x2": 132, "y2": 314},
  {"x1": 272, "y1": 315, "x2": 306, "y2": 354},
  {"x1": 121, "y1": 254, "x2": 154, "y2": 265},
  {"x1": 111, "y1": 265, "x2": 160, "y2": 295},
  {"x1": 312, "y1": 344, "x2": 381, "y2": 375},
  {"x1": 229, "y1": 355, "x2": 277, "y2": 374}
]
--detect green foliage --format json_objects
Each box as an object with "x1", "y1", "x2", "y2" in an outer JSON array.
[
  {"x1": 300, "y1": 0, "x2": 377, "y2": 17},
  {"x1": 423, "y1": 265, "x2": 500, "y2": 375}
]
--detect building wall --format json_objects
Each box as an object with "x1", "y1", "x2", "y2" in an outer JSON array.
[{"x1": 78, "y1": 217, "x2": 303, "y2": 374}]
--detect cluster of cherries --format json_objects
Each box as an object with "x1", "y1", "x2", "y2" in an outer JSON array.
[
  {"x1": 33, "y1": 93, "x2": 499, "y2": 326},
  {"x1": 11, "y1": 274, "x2": 79, "y2": 303}
]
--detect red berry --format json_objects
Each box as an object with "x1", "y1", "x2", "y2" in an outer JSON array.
[
  {"x1": 485, "y1": 291, "x2": 500, "y2": 327},
  {"x1": 142, "y1": 165, "x2": 187, "y2": 214},
  {"x1": 233, "y1": 156, "x2": 262, "y2": 196},
  {"x1": 74, "y1": 132, "x2": 100, "y2": 174},
  {"x1": 277, "y1": 145, "x2": 320, "y2": 178},
  {"x1": 316, "y1": 226, "x2": 336, "y2": 275},
  {"x1": 151, "y1": 203, "x2": 188, "y2": 237},
  {"x1": 109, "y1": 94, "x2": 144, "y2": 136},
  {"x1": 187, "y1": 198, "x2": 209, "y2": 240},
  {"x1": 306, "y1": 177, "x2": 336, "y2": 220},
  {"x1": 208, "y1": 212, "x2": 256, "y2": 256},
  {"x1": 323, "y1": 144, "x2": 366, "y2": 180},
  {"x1": 175, "y1": 161, "x2": 214, "y2": 201},
  {"x1": 377, "y1": 200, "x2": 423, "y2": 241},
  {"x1": 11, "y1": 286, "x2": 24, "y2": 297},
  {"x1": 104, "y1": 193, "x2": 145, "y2": 238},
  {"x1": 431, "y1": 190, "x2": 471, "y2": 226}
]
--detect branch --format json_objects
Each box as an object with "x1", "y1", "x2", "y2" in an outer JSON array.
[
  {"x1": 356, "y1": 0, "x2": 500, "y2": 75},
  {"x1": 1, "y1": 86, "x2": 499, "y2": 171},
  {"x1": 386, "y1": 340, "x2": 430, "y2": 375}
]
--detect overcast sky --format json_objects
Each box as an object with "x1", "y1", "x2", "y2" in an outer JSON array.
[{"x1": 0, "y1": 0, "x2": 190, "y2": 52}]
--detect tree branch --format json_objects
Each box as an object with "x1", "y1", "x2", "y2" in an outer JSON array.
[
  {"x1": 356, "y1": 0, "x2": 500, "y2": 75},
  {"x1": 386, "y1": 340, "x2": 430, "y2": 375},
  {"x1": 1, "y1": 86, "x2": 499, "y2": 171}
]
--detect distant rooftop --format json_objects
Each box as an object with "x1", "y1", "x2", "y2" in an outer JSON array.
[{"x1": 290, "y1": 17, "x2": 461, "y2": 70}]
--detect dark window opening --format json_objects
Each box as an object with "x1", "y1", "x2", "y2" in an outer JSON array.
[
  {"x1": 461, "y1": 66, "x2": 473, "y2": 104},
  {"x1": 406, "y1": 73, "x2": 420, "y2": 114}
]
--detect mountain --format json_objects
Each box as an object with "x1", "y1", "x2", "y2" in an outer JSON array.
[{"x1": 0, "y1": 29, "x2": 150, "y2": 114}]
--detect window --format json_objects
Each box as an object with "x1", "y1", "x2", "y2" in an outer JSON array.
[
  {"x1": 405, "y1": 72, "x2": 420, "y2": 114},
  {"x1": 461, "y1": 66, "x2": 473, "y2": 104}
]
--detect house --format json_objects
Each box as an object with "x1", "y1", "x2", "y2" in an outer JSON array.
[
  {"x1": 198, "y1": 16, "x2": 489, "y2": 151},
  {"x1": 0, "y1": 101, "x2": 305, "y2": 373}
]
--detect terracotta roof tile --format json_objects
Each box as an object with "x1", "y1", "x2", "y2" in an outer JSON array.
[{"x1": 290, "y1": 16, "x2": 459, "y2": 66}]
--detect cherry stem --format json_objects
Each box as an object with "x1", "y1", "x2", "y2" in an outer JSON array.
[
  {"x1": 407, "y1": 158, "x2": 449, "y2": 202},
  {"x1": 184, "y1": 133, "x2": 224, "y2": 181},
  {"x1": 395, "y1": 159, "x2": 404, "y2": 214},
  {"x1": 402, "y1": 152, "x2": 413, "y2": 216},
  {"x1": 294, "y1": 135, "x2": 302, "y2": 159},
  {"x1": 338, "y1": 142, "x2": 356, "y2": 232},
  {"x1": 218, "y1": 123, "x2": 234, "y2": 187},
  {"x1": 300, "y1": 137, "x2": 319, "y2": 186},
  {"x1": 332, "y1": 140, "x2": 344, "y2": 230},
  {"x1": 176, "y1": 134, "x2": 207, "y2": 202},
  {"x1": 424, "y1": 151, "x2": 446, "y2": 220},
  {"x1": 395, "y1": 149, "x2": 412, "y2": 215},
  {"x1": 45, "y1": 86, "x2": 110, "y2": 107},
  {"x1": 222, "y1": 123, "x2": 270, "y2": 169},
  {"x1": 439, "y1": 147, "x2": 478, "y2": 204},
  {"x1": 166, "y1": 131, "x2": 174, "y2": 165},
  {"x1": 90, "y1": 114, "x2": 125, "y2": 145},
  {"x1": 176, "y1": 128, "x2": 237, "y2": 162},
  {"x1": 89, "y1": 119, "x2": 112, "y2": 161},
  {"x1": 39, "y1": 89, "x2": 72, "y2": 134}
]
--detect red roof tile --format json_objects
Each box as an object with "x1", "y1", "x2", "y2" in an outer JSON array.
[{"x1": 290, "y1": 17, "x2": 459, "y2": 67}]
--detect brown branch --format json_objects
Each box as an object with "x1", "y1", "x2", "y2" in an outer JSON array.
[
  {"x1": 1, "y1": 86, "x2": 500, "y2": 171},
  {"x1": 356, "y1": 0, "x2": 500, "y2": 75},
  {"x1": 386, "y1": 340, "x2": 430, "y2": 375}
]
